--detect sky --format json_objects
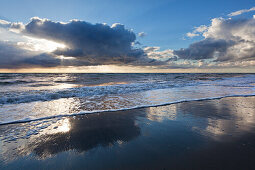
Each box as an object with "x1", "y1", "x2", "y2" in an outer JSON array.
[{"x1": 0, "y1": 0, "x2": 255, "y2": 73}]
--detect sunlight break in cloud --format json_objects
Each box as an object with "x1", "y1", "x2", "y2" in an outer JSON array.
[{"x1": 17, "y1": 36, "x2": 66, "y2": 52}]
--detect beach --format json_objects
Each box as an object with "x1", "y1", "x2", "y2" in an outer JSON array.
[
  {"x1": 1, "y1": 96, "x2": 255, "y2": 169},
  {"x1": 1, "y1": 1, "x2": 255, "y2": 169}
]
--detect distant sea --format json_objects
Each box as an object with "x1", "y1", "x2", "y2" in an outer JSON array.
[{"x1": 1, "y1": 73, "x2": 255, "y2": 125}]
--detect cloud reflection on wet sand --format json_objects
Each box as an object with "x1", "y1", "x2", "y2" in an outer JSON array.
[{"x1": 1, "y1": 96, "x2": 255, "y2": 169}]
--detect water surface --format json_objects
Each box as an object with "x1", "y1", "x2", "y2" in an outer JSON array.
[{"x1": 1, "y1": 73, "x2": 255, "y2": 124}]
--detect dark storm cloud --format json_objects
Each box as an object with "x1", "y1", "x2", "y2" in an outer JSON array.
[
  {"x1": 19, "y1": 17, "x2": 152, "y2": 65},
  {"x1": 0, "y1": 41, "x2": 32, "y2": 68},
  {"x1": 174, "y1": 38, "x2": 235, "y2": 60},
  {"x1": 22, "y1": 53, "x2": 61, "y2": 67},
  {"x1": 0, "y1": 17, "x2": 169, "y2": 68},
  {"x1": 0, "y1": 40, "x2": 163, "y2": 69},
  {"x1": 0, "y1": 41, "x2": 61, "y2": 68},
  {"x1": 0, "y1": 41, "x2": 106, "y2": 68}
]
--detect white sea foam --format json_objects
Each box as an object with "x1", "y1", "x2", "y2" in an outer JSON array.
[{"x1": 0, "y1": 94, "x2": 255, "y2": 125}]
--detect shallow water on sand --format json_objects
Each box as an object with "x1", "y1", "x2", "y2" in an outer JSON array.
[{"x1": 1, "y1": 96, "x2": 255, "y2": 169}]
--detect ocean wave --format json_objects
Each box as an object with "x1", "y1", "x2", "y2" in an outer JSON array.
[
  {"x1": 1, "y1": 74, "x2": 255, "y2": 105},
  {"x1": 1, "y1": 73, "x2": 255, "y2": 126},
  {"x1": 0, "y1": 80, "x2": 35, "y2": 85},
  {"x1": 0, "y1": 82, "x2": 189, "y2": 105}
]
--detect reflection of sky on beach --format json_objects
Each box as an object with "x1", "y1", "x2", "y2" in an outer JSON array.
[
  {"x1": 0, "y1": 108, "x2": 142, "y2": 162},
  {"x1": 200, "y1": 97, "x2": 255, "y2": 140},
  {"x1": 147, "y1": 105, "x2": 177, "y2": 122},
  {"x1": 1, "y1": 96, "x2": 255, "y2": 168},
  {"x1": 145, "y1": 96, "x2": 255, "y2": 141}
]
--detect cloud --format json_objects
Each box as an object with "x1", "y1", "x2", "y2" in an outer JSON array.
[
  {"x1": 228, "y1": 7, "x2": 255, "y2": 17},
  {"x1": 13, "y1": 17, "x2": 149, "y2": 65},
  {"x1": 0, "y1": 41, "x2": 104, "y2": 68},
  {"x1": 175, "y1": 38, "x2": 235, "y2": 60},
  {"x1": 2, "y1": 12, "x2": 255, "y2": 70},
  {"x1": 144, "y1": 46, "x2": 177, "y2": 61},
  {"x1": 0, "y1": 41, "x2": 61, "y2": 68},
  {"x1": 174, "y1": 16, "x2": 255, "y2": 67},
  {"x1": 186, "y1": 32, "x2": 199, "y2": 38},
  {"x1": 9, "y1": 17, "x2": 167, "y2": 67},
  {"x1": 138, "y1": 32, "x2": 146, "y2": 37},
  {"x1": 0, "y1": 19, "x2": 10, "y2": 26},
  {"x1": 0, "y1": 17, "x2": 168, "y2": 68},
  {"x1": 9, "y1": 22, "x2": 25, "y2": 33},
  {"x1": 195, "y1": 25, "x2": 208, "y2": 33},
  {"x1": 186, "y1": 25, "x2": 208, "y2": 38}
]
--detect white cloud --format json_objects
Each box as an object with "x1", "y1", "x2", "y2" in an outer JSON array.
[
  {"x1": 9, "y1": 22, "x2": 25, "y2": 33},
  {"x1": 195, "y1": 25, "x2": 208, "y2": 33},
  {"x1": 144, "y1": 46, "x2": 176, "y2": 61},
  {"x1": 228, "y1": 7, "x2": 255, "y2": 17},
  {"x1": 0, "y1": 19, "x2": 10, "y2": 25},
  {"x1": 175, "y1": 15, "x2": 255, "y2": 67},
  {"x1": 186, "y1": 32, "x2": 199, "y2": 38},
  {"x1": 186, "y1": 25, "x2": 208, "y2": 38},
  {"x1": 138, "y1": 32, "x2": 146, "y2": 37}
]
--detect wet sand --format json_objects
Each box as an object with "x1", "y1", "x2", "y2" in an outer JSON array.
[{"x1": 1, "y1": 96, "x2": 255, "y2": 169}]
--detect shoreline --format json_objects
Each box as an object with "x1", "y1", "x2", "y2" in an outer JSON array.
[
  {"x1": 1, "y1": 94, "x2": 255, "y2": 126},
  {"x1": 1, "y1": 96, "x2": 255, "y2": 169}
]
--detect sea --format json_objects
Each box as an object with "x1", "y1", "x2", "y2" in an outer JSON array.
[{"x1": 1, "y1": 73, "x2": 255, "y2": 125}]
